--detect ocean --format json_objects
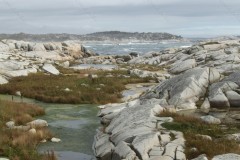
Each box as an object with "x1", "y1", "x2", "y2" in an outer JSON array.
[{"x1": 82, "y1": 40, "x2": 193, "y2": 55}]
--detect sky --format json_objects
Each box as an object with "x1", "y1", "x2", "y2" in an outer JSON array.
[{"x1": 0, "y1": 0, "x2": 240, "y2": 37}]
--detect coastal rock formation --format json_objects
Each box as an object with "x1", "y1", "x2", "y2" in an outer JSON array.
[
  {"x1": 0, "y1": 39, "x2": 95, "y2": 82},
  {"x1": 93, "y1": 99, "x2": 185, "y2": 160},
  {"x1": 94, "y1": 39, "x2": 240, "y2": 160}
]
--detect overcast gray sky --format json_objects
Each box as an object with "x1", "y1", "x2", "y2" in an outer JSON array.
[{"x1": 0, "y1": 0, "x2": 240, "y2": 37}]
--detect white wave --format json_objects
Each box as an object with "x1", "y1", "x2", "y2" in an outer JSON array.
[{"x1": 180, "y1": 45, "x2": 191, "y2": 48}]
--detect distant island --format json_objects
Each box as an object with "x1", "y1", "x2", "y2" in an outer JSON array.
[{"x1": 0, "y1": 31, "x2": 182, "y2": 42}]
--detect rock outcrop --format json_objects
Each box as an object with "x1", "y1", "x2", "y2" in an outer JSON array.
[
  {"x1": 94, "y1": 39, "x2": 240, "y2": 160},
  {"x1": 0, "y1": 39, "x2": 95, "y2": 82},
  {"x1": 93, "y1": 99, "x2": 185, "y2": 160}
]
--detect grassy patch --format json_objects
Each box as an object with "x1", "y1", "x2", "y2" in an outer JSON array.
[
  {"x1": 0, "y1": 100, "x2": 56, "y2": 160},
  {"x1": 160, "y1": 111, "x2": 240, "y2": 159},
  {"x1": 0, "y1": 69, "x2": 153, "y2": 104}
]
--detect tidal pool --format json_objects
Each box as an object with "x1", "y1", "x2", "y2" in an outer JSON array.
[{"x1": 0, "y1": 95, "x2": 99, "y2": 160}]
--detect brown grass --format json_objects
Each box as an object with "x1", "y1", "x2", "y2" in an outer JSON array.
[
  {"x1": 185, "y1": 132, "x2": 240, "y2": 159},
  {"x1": 160, "y1": 111, "x2": 240, "y2": 159},
  {"x1": 0, "y1": 100, "x2": 55, "y2": 160},
  {"x1": 0, "y1": 100, "x2": 45, "y2": 125},
  {"x1": 0, "y1": 70, "x2": 152, "y2": 104}
]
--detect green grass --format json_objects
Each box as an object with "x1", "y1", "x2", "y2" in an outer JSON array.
[
  {"x1": 0, "y1": 69, "x2": 153, "y2": 104},
  {"x1": 160, "y1": 111, "x2": 240, "y2": 159},
  {"x1": 0, "y1": 100, "x2": 56, "y2": 160}
]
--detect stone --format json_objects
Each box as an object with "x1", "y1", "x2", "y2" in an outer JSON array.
[
  {"x1": 51, "y1": 137, "x2": 61, "y2": 143},
  {"x1": 64, "y1": 88, "x2": 71, "y2": 92},
  {"x1": 60, "y1": 61, "x2": 70, "y2": 68},
  {"x1": 200, "y1": 115, "x2": 221, "y2": 124},
  {"x1": 143, "y1": 68, "x2": 210, "y2": 110},
  {"x1": 28, "y1": 43, "x2": 46, "y2": 51},
  {"x1": 42, "y1": 63, "x2": 60, "y2": 75},
  {"x1": 175, "y1": 150, "x2": 186, "y2": 160},
  {"x1": 226, "y1": 133, "x2": 240, "y2": 142},
  {"x1": 0, "y1": 42, "x2": 10, "y2": 52},
  {"x1": 170, "y1": 59, "x2": 196, "y2": 74},
  {"x1": 149, "y1": 147, "x2": 164, "y2": 156},
  {"x1": 93, "y1": 134, "x2": 114, "y2": 159},
  {"x1": 15, "y1": 91, "x2": 21, "y2": 96},
  {"x1": 0, "y1": 75, "x2": 8, "y2": 84},
  {"x1": 40, "y1": 139, "x2": 47, "y2": 143},
  {"x1": 191, "y1": 154, "x2": 208, "y2": 160},
  {"x1": 196, "y1": 134, "x2": 212, "y2": 141},
  {"x1": 6, "y1": 121, "x2": 15, "y2": 128},
  {"x1": 226, "y1": 90, "x2": 240, "y2": 108},
  {"x1": 200, "y1": 98, "x2": 210, "y2": 113},
  {"x1": 208, "y1": 81, "x2": 238, "y2": 109},
  {"x1": 112, "y1": 141, "x2": 137, "y2": 160},
  {"x1": 160, "y1": 134, "x2": 171, "y2": 145},
  {"x1": 212, "y1": 153, "x2": 240, "y2": 160},
  {"x1": 131, "y1": 132, "x2": 160, "y2": 160},
  {"x1": 27, "y1": 119, "x2": 48, "y2": 128},
  {"x1": 163, "y1": 142, "x2": 178, "y2": 158},
  {"x1": 209, "y1": 68, "x2": 221, "y2": 84},
  {"x1": 29, "y1": 128, "x2": 37, "y2": 134}
]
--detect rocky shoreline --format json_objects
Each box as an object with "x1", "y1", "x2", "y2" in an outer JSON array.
[
  {"x1": 0, "y1": 39, "x2": 94, "y2": 84},
  {"x1": 1, "y1": 38, "x2": 240, "y2": 159},
  {"x1": 92, "y1": 39, "x2": 240, "y2": 160}
]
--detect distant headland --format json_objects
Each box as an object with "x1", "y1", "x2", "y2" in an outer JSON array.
[{"x1": 0, "y1": 31, "x2": 182, "y2": 42}]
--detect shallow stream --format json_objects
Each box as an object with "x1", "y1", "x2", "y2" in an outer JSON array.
[{"x1": 0, "y1": 95, "x2": 99, "y2": 160}]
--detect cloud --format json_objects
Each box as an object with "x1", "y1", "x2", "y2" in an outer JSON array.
[{"x1": 0, "y1": 0, "x2": 239, "y2": 37}]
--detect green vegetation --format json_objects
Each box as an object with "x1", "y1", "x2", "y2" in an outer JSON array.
[
  {"x1": 0, "y1": 100, "x2": 56, "y2": 160},
  {"x1": 0, "y1": 69, "x2": 153, "y2": 104},
  {"x1": 160, "y1": 111, "x2": 240, "y2": 159}
]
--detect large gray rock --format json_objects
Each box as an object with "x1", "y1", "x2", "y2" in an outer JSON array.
[
  {"x1": 143, "y1": 68, "x2": 212, "y2": 110},
  {"x1": 169, "y1": 59, "x2": 196, "y2": 74},
  {"x1": 208, "y1": 81, "x2": 238, "y2": 109},
  {"x1": 226, "y1": 90, "x2": 240, "y2": 108},
  {"x1": 93, "y1": 133, "x2": 114, "y2": 159}
]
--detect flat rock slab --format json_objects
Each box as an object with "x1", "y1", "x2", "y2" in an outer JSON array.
[{"x1": 42, "y1": 63, "x2": 60, "y2": 75}]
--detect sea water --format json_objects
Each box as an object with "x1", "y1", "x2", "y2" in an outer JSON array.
[{"x1": 83, "y1": 40, "x2": 193, "y2": 55}]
